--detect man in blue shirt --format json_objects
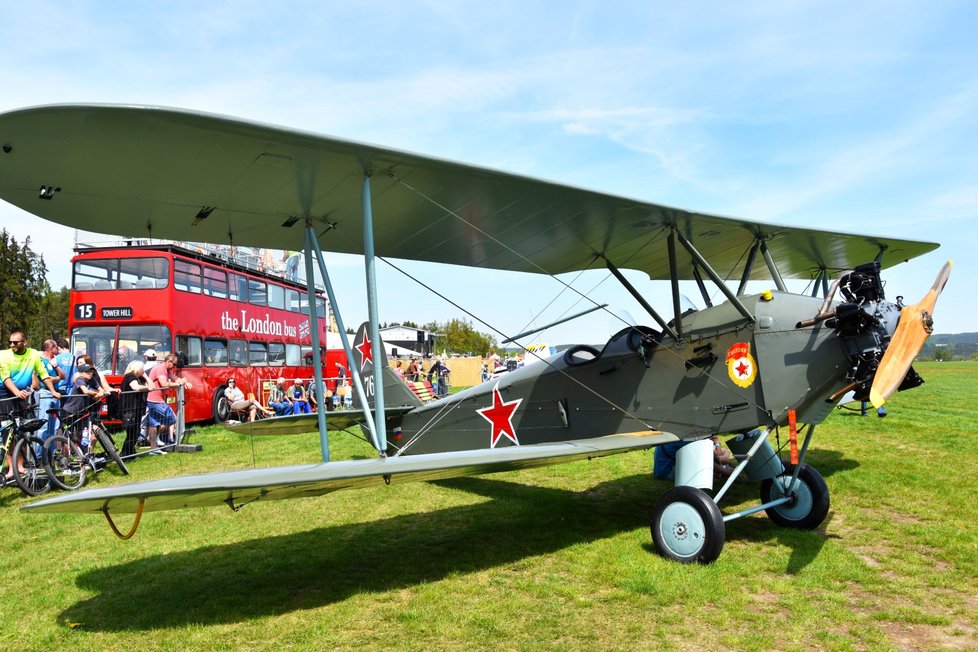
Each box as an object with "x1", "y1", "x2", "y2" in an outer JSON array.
[
  {"x1": 0, "y1": 329, "x2": 62, "y2": 415},
  {"x1": 38, "y1": 339, "x2": 66, "y2": 439},
  {"x1": 54, "y1": 338, "x2": 75, "y2": 394}
]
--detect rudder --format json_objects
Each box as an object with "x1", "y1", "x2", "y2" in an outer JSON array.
[{"x1": 350, "y1": 322, "x2": 423, "y2": 411}]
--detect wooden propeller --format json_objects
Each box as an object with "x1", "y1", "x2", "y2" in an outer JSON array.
[{"x1": 870, "y1": 260, "x2": 952, "y2": 408}]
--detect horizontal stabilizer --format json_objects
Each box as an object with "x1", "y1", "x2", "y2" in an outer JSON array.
[{"x1": 22, "y1": 432, "x2": 677, "y2": 516}]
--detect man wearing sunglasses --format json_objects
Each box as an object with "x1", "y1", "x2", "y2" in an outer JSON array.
[{"x1": 0, "y1": 328, "x2": 62, "y2": 417}]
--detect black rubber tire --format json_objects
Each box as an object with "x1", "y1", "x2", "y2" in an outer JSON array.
[
  {"x1": 44, "y1": 435, "x2": 88, "y2": 491},
  {"x1": 650, "y1": 485, "x2": 725, "y2": 564},
  {"x1": 12, "y1": 437, "x2": 51, "y2": 496},
  {"x1": 760, "y1": 463, "x2": 830, "y2": 529},
  {"x1": 93, "y1": 425, "x2": 129, "y2": 475},
  {"x1": 212, "y1": 386, "x2": 230, "y2": 423},
  {"x1": 0, "y1": 432, "x2": 10, "y2": 489}
]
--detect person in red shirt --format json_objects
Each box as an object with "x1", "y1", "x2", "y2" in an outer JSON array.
[{"x1": 145, "y1": 353, "x2": 192, "y2": 455}]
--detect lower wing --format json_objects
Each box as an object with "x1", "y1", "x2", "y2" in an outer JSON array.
[
  {"x1": 227, "y1": 410, "x2": 371, "y2": 435},
  {"x1": 23, "y1": 432, "x2": 676, "y2": 515}
]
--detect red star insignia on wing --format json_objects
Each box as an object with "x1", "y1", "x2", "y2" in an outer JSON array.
[
  {"x1": 355, "y1": 332, "x2": 373, "y2": 371},
  {"x1": 476, "y1": 383, "x2": 523, "y2": 448}
]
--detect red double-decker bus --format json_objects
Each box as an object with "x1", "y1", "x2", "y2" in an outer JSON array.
[{"x1": 67, "y1": 241, "x2": 346, "y2": 423}]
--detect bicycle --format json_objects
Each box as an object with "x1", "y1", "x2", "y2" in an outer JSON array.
[
  {"x1": 0, "y1": 397, "x2": 53, "y2": 496},
  {"x1": 45, "y1": 399, "x2": 129, "y2": 492}
]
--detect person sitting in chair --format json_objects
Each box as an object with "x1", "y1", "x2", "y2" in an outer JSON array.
[
  {"x1": 267, "y1": 377, "x2": 293, "y2": 416},
  {"x1": 289, "y1": 378, "x2": 311, "y2": 414},
  {"x1": 224, "y1": 379, "x2": 272, "y2": 422}
]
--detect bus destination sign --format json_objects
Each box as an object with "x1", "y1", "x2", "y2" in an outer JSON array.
[{"x1": 101, "y1": 306, "x2": 134, "y2": 320}]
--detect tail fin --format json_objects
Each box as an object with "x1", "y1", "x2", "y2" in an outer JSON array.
[{"x1": 350, "y1": 322, "x2": 424, "y2": 411}]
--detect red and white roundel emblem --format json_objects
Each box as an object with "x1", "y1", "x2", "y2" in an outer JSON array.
[{"x1": 726, "y1": 342, "x2": 757, "y2": 388}]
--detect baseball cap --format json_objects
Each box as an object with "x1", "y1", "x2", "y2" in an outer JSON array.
[
  {"x1": 144, "y1": 349, "x2": 157, "y2": 359},
  {"x1": 294, "y1": 378, "x2": 302, "y2": 383}
]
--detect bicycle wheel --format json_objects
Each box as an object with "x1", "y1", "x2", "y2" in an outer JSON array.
[
  {"x1": 0, "y1": 428, "x2": 10, "y2": 489},
  {"x1": 93, "y1": 425, "x2": 129, "y2": 475},
  {"x1": 12, "y1": 436, "x2": 51, "y2": 496},
  {"x1": 43, "y1": 434, "x2": 88, "y2": 491}
]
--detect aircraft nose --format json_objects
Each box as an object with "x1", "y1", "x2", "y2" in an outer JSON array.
[{"x1": 869, "y1": 260, "x2": 951, "y2": 407}]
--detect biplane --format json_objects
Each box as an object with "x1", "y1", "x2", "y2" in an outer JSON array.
[{"x1": 0, "y1": 104, "x2": 950, "y2": 563}]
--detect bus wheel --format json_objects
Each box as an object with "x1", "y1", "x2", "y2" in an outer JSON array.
[{"x1": 212, "y1": 387, "x2": 230, "y2": 423}]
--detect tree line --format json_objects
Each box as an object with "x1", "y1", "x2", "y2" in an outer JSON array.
[
  {"x1": 0, "y1": 230, "x2": 69, "y2": 344},
  {"x1": 368, "y1": 319, "x2": 498, "y2": 356}
]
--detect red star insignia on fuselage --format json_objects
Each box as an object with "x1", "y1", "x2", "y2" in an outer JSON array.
[
  {"x1": 476, "y1": 383, "x2": 523, "y2": 448},
  {"x1": 355, "y1": 333, "x2": 373, "y2": 371}
]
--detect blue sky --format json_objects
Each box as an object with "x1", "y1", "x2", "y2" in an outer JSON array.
[{"x1": 1, "y1": 1, "x2": 975, "y2": 345}]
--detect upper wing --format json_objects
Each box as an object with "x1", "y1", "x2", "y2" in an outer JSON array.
[
  {"x1": 0, "y1": 104, "x2": 937, "y2": 279},
  {"x1": 22, "y1": 432, "x2": 677, "y2": 515}
]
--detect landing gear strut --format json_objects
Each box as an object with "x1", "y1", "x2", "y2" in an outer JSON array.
[{"x1": 649, "y1": 428, "x2": 831, "y2": 563}]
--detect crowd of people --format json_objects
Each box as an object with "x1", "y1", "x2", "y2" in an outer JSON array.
[
  {"x1": 391, "y1": 357, "x2": 451, "y2": 397},
  {"x1": 0, "y1": 330, "x2": 191, "y2": 471},
  {"x1": 2, "y1": 329, "x2": 519, "y2": 479}
]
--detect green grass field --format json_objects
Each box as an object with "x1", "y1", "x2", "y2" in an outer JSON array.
[{"x1": 2, "y1": 361, "x2": 976, "y2": 650}]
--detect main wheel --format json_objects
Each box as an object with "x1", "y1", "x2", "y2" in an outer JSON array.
[
  {"x1": 93, "y1": 426, "x2": 129, "y2": 475},
  {"x1": 12, "y1": 437, "x2": 51, "y2": 496},
  {"x1": 760, "y1": 463, "x2": 830, "y2": 529},
  {"x1": 212, "y1": 387, "x2": 230, "y2": 423},
  {"x1": 43, "y1": 435, "x2": 88, "y2": 491},
  {"x1": 650, "y1": 485, "x2": 725, "y2": 564}
]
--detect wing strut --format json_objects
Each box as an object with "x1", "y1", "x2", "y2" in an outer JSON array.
[
  {"x1": 361, "y1": 173, "x2": 387, "y2": 453},
  {"x1": 303, "y1": 227, "x2": 331, "y2": 461},
  {"x1": 604, "y1": 258, "x2": 679, "y2": 340},
  {"x1": 760, "y1": 241, "x2": 788, "y2": 292},
  {"x1": 691, "y1": 264, "x2": 713, "y2": 308},
  {"x1": 306, "y1": 227, "x2": 381, "y2": 453},
  {"x1": 667, "y1": 230, "x2": 684, "y2": 340},
  {"x1": 736, "y1": 239, "x2": 761, "y2": 297},
  {"x1": 674, "y1": 229, "x2": 755, "y2": 323}
]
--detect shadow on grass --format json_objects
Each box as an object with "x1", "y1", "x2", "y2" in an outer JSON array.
[{"x1": 61, "y1": 455, "x2": 855, "y2": 631}]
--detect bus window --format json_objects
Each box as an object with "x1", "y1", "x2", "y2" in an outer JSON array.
[
  {"x1": 203, "y1": 266, "x2": 227, "y2": 298},
  {"x1": 268, "y1": 283, "x2": 285, "y2": 310},
  {"x1": 74, "y1": 259, "x2": 117, "y2": 289},
  {"x1": 268, "y1": 342, "x2": 285, "y2": 366},
  {"x1": 248, "y1": 341, "x2": 268, "y2": 366},
  {"x1": 229, "y1": 274, "x2": 248, "y2": 302},
  {"x1": 285, "y1": 343, "x2": 301, "y2": 366},
  {"x1": 75, "y1": 257, "x2": 169, "y2": 290},
  {"x1": 248, "y1": 279, "x2": 267, "y2": 307},
  {"x1": 300, "y1": 346, "x2": 312, "y2": 366},
  {"x1": 204, "y1": 338, "x2": 228, "y2": 366},
  {"x1": 174, "y1": 260, "x2": 203, "y2": 294},
  {"x1": 316, "y1": 297, "x2": 326, "y2": 318},
  {"x1": 70, "y1": 326, "x2": 116, "y2": 369},
  {"x1": 286, "y1": 288, "x2": 300, "y2": 313},
  {"x1": 229, "y1": 339, "x2": 247, "y2": 367},
  {"x1": 122, "y1": 257, "x2": 169, "y2": 289},
  {"x1": 116, "y1": 325, "x2": 172, "y2": 374},
  {"x1": 176, "y1": 335, "x2": 203, "y2": 367}
]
